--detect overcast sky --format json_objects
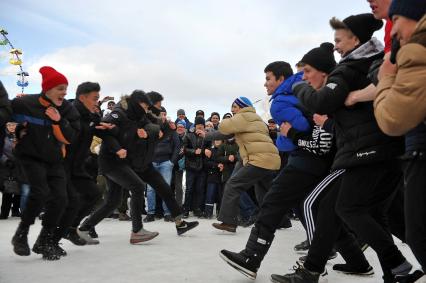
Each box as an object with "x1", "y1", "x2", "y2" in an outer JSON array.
[{"x1": 0, "y1": 0, "x2": 383, "y2": 121}]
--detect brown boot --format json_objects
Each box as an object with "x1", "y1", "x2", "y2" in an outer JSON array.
[
  {"x1": 130, "y1": 228, "x2": 159, "y2": 244},
  {"x1": 212, "y1": 222, "x2": 237, "y2": 233}
]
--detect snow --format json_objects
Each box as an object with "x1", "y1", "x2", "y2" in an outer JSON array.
[{"x1": 0, "y1": 215, "x2": 420, "y2": 283}]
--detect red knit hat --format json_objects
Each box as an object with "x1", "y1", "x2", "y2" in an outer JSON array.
[{"x1": 39, "y1": 66, "x2": 68, "y2": 92}]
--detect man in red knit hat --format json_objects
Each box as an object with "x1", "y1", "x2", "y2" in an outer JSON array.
[{"x1": 11, "y1": 66, "x2": 80, "y2": 261}]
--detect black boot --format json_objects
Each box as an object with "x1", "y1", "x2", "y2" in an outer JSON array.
[
  {"x1": 32, "y1": 227, "x2": 61, "y2": 260},
  {"x1": 11, "y1": 222, "x2": 31, "y2": 256},
  {"x1": 219, "y1": 225, "x2": 274, "y2": 279},
  {"x1": 64, "y1": 227, "x2": 87, "y2": 246},
  {"x1": 51, "y1": 228, "x2": 68, "y2": 257}
]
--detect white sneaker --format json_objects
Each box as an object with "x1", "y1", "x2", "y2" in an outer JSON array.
[
  {"x1": 77, "y1": 228, "x2": 100, "y2": 245},
  {"x1": 130, "y1": 228, "x2": 159, "y2": 244}
]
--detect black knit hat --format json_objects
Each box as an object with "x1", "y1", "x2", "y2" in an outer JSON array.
[
  {"x1": 389, "y1": 0, "x2": 426, "y2": 21},
  {"x1": 194, "y1": 116, "x2": 205, "y2": 126},
  {"x1": 341, "y1": 13, "x2": 383, "y2": 44},
  {"x1": 301, "y1": 42, "x2": 336, "y2": 74}
]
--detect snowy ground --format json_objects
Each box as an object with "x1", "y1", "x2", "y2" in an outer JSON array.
[{"x1": 0, "y1": 214, "x2": 420, "y2": 283}]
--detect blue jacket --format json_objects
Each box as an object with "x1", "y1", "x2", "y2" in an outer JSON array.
[{"x1": 269, "y1": 72, "x2": 311, "y2": 152}]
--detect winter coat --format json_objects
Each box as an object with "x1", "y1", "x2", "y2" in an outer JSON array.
[
  {"x1": 153, "y1": 131, "x2": 180, "y2": 164},
  {"x1": 270, "y1": 72, "x2": 311, "y2": 152},
  {"x1": 375, "y1": 15, "x2": 426, "y2": 136},
  {"x1": 183, "y1": 131, "x2": 209, "y2": 172},
  {"x1": 216, "y1": 140, "x2": 239, "y2": 183},
  {"x1": 204, "y1": 146, "x2": 222, "y2": 184},
  {"x1": 99, "y1": 98, "x2": 165, "y2": 173},
  {"x1": 64, "y1": 99, "x2": 105, "y2": 179},
  {"x1": 0, "y1": 132, "x2": 27, "y2": 184},
  {"x1": 218, "y1": 107, "x2": 280, "y2": 170},
  {"x1": 294, "y1": 38, "x2": 404, "y2": 170},
  {"x1": 12, "y1": 94, "x2": 80, "y2": 164},
  {"x1": 374, "y1": 15, "x2": 426, "y2": 153}
]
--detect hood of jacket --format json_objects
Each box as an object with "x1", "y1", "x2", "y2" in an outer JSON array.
[{"x1": 340, "y1": 37, "x2": 384, "y2": 63}]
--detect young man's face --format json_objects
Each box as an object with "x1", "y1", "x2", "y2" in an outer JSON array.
[
  {"x1": 367, "y1": 0, "x2": 391, "y2": 20},
  {"x1": 231, "y1": 103, "x2": 241, "y2": 115},
  {"x1": 302, "y1": 64, "x2": 328, "y2": 90},
  {"x1": 178, "y1": 113, "x2": 186, "y2": 120},
  {"x1": 6, "y1": 122, "x2": 17, "y2": 133},
  {"x1": 268, "y1": 122, "x2": 277, "y2": 131},
  {"x1": 213, "y1": 140, "x2": 223, "y2": 147},
  {"x1": 176, "y1": 125, "x2": 186, "y2": 135},
  {"x1": 79, "y1": 91, "x2": 100, "y2": 113},
  {"x1": 264, "y1": 71, "x2": 285, "y2": 95},
  {"x1": 107, "y1": 102, "x2": 115, "y2": 110},
  {"x1": 334, "y1": 29, "x2": 360, "y2": 57},
  {"x1": 153, "y1": 101, "x2": 162, "y2": 110},
  {"x1": 211, "y1": 115, "x2": 220, "y2": 125},
  {"x1": 205, "y1": 122, "x2": 214, "y2": 130},
  {"x1": 45, "y1": 84, "x2": 68, "y2": 107},
  {"x1": 160, "y1": 111, "x2": 167, "y2": 122},
  {"x1": 391, "y1": 15, "x2": 418, "y2": 46}
]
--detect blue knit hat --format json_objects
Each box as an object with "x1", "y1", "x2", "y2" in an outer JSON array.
[
  {"x1": 233, "y1": 97, "x2": 253, "y2": 108},
  {"x1": 389, "y1": 0, "x2": 426, "y2": 21},
  {"x1": 176, "y1": 119, "x2": 186, "y2": 128}
]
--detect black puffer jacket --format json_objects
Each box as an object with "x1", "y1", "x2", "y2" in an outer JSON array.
[
  {"x1": 12, "y1": 94, "x2": 80, "y2": 164},
  {"x1": 294, "y1": 39, "x2": 404, "y2": 170},
  {"x1": 204, "y1": 146, "x2": 222, "y2": 184},
  {"x1": 183, "y1": 130, "x2": 209, "y2": 171},
  {"x1": 99, "y1": 96, "x2": 172, "y2": 173},
  {"x1": 153, "y1": 131, "x2": 180, "y2": 164},
  {"x1": 64, "y1": 99, "x2": 104, "y2": 179},
  {"x1": 216, "y1": 140, "x2": 238, "y2": 183}
]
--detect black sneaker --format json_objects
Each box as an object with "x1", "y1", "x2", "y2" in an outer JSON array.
[
  {"x1": 64, "y1": 228, "x2": 87, "y2": 246},
  {"x1": 299, "y1": 250, "x2": 337, "y2": 263},
  {"x1": 333, "y1": 264, "x2": 374, "y2": 276},
  {"x1": 164, "y1": 215, "x2": 174, "y2": 222},
  {"x1": 219, "y1": 249, "x2": 259, "y2": 280},
  {"x1": 294, "y1": 239, "x2": 310, "y2": 253},
  {"x1": 270, "y1": 262, "x2": 320, "y2": 283},
  {"x1": 182, "y1": 211, "x2": 189, "y2": 219},
  {"x1": 89, "y1": 227, "x2": 98, "y2": 239},
  {"x1": 176, "y1": 220, "x2": 199, "y2": 235},
  {"x1": 144, "y1": 214, "x2": 155, "y2": 223},
  {"x1": 11, "y1": 223, "x2": 30, "y2": 256},
  {"x1": 394, "y1": 270, "x2": 424, "y2": 283}
]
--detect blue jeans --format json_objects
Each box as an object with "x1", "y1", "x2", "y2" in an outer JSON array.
[
  {"x1": 20, "y1": 184, "x2": 31, "y2": 213},
  {"x1": 147, "y1": 160, "x2": 174, "y2": 216}
]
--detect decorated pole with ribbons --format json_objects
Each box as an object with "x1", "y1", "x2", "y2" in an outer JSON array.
[{"x1": 0, "y1": 27, "x2": 29, "y2": 95}]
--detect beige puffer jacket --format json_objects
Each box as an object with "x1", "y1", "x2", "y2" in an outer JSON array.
[{"x1": 219, "y1": 107, "x2": 280, "y2": 170}]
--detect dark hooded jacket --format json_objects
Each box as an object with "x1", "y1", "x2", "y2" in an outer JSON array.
[
  {"x1": 12, "y1": 94, "x2": 80, "y2": 164},
  {"x1": 294, "y1": 38, "x2": 404, "y2": 170},
  {"x1": 99, "y1": 94, "x2": 172, "y2": 173}
]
